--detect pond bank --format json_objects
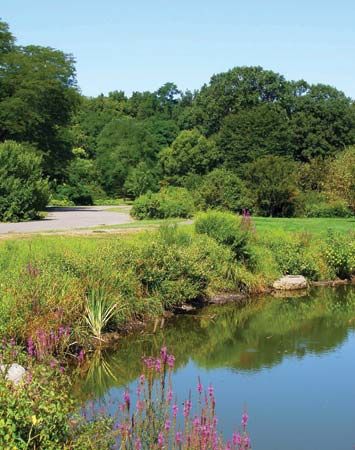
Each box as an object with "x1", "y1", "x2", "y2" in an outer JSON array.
[{"x1": 0, "y1": 215, "x2": 354, "y2": 353}]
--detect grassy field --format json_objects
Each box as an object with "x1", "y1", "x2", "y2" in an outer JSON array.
[
  {"x1": 247, "y1": 216, "x2": 354, "y2": 236},
  {"x1": 97, "y1": 215, "x2": 354, "y2": 236}
]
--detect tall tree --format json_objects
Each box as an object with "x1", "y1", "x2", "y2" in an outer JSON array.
[{"x1": 0, "y1": 20, "x2": 79, "y2": 179}]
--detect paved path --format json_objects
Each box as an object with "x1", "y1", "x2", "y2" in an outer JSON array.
[{"x1": 0, "y1": 206, "x2": 133, "y2": 235}]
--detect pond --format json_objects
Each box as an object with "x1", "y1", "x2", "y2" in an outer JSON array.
[{"x1": 75, "y1": 286, "x2": 355, "y2": 450}]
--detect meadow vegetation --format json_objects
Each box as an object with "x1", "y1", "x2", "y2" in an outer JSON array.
[{"x1": 0, "y1": 213, "x2": 354, "y2": 350}]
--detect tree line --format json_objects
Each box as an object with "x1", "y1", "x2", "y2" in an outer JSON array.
[{"x1": 0, "y1": 19, "x2": 354, "y2": 221}]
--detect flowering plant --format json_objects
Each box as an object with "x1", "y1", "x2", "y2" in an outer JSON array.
[{"x1": 108, "y1": 347, "x2": 251, "y2": 449}]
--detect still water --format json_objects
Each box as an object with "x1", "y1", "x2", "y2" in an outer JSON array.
[{"x1": 76, "y1": 286, "x2": 355, "y2": 450}]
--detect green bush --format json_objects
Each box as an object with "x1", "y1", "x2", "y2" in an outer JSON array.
[
  {"x1": 195, "y1": 211, "x2": 250, "y2": 261},
  {"x1": 0, "y1": 141, "x2": 49, "y2": 222},
  {"x1": 244, "y1": 155, "x2": 299, "y2": 217},
  {"x1": 257, "y1": 230, "x2": 323, "y2": 280},
  {"x1": 49, "y1": 197, "x2": 75, "y2": 207},
  {"x1": 56, "y1": 184, "x2": 94, "y2": 206},
  {"x1": 194, "y1": 168, "x2": 254, "y2": 213},
  {"x1": 304, "y1": 200, "x2": 352, "y2": 218},
  {"x1": 131, "y1": 187, "x2": 195, "y2": 219},
  {"x1": 0, "y1": 364, "x2": 73, "y2": 449},
  {"x1": 324, "y1": 231, "x2": 355, "y2": 279},
  {"x1": 0, "y1": 344, "x2": 115, "y2": 449}
]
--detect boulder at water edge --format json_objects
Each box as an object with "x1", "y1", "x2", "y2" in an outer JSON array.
[
  {"x1": 273, "y1": 275, "x2": 308, "y2": 291},
  {"x1": 0, "y1": 363, "x2": 26, "y2": 385}
]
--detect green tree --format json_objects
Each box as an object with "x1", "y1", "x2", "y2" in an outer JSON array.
[
  {"x1": 96, "y1": 117, "x2": 159, "y2": 196},
  {"x1": 288, "y1": 84, "x2": 355, "y2": 160},
  {"x1": 217, "y1": 103, "x2": 290, "y2": 168},
  {"x1": 0, "y1": 141, "x2": 49, "y2": 221},
  {"x1": 194, "y1": 66, "x2": 288, "y2": 134},
  {"x1": 0, "y1": 22, "x2": 80, "y2": 179},
  {"x1": 159, "y1": 129, "x2": 219, "y2": 180},
  {"x1": 195, "y1": 168, "x2": 254, "y2": 213},
  {"x1": 124, "y1": 162, "x2": 160, "y2": 198},
  {"x1": 324, "y1": 146, "x2": 355, "y2": 212},
  {"x1": 244, "y1": 156, "x2": 299, "y2": 217}
]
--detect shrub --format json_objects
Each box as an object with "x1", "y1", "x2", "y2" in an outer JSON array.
[
  {"x1": 0, "y1": 342, "x2": 114, "y2": 449},
  {"x1": 0, "y1": 141, "x2": 49, "y2": 222},
  {"x1": 324, "y1": 231, "x2": 355, "y2": 279},
  {"x1": 131, "y1": 187, "x2": 195, "y2": 219},
  {"x1": 56, "y1": 184, "x2": 94, "y2": 206},
  {"x1": 195, "y1": 211, "x2": 250, "y2": 261},
  {"x1": 244, "y1": 155, "x2": 299, "y2": 217},
  {"x1": 49, "y1": 196, "x2": 75, "y2": 207},
  {"x1": 257, "y1": 230, "x2": 323, "y2": 280},
  {"x1": 304, "y1": 200, "x2": 352, "y2": 218},
  {"x1": 135, "y1": 231, "x2": 208, "y2": 308},
  {"x1": 324, "y1": 146, "x2": 355, "y2": 212},
  {"x1": 194, "y1": 168, "x2": 255, "y2": 213}
]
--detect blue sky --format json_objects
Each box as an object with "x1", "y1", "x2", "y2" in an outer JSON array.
[{"x1": 2, "y1": 0, "x2": 355, "y2": 98}]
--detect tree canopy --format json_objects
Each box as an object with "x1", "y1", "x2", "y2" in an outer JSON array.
[{"x1": 0, "y1": 18, "x2": 354, "y2": 219}]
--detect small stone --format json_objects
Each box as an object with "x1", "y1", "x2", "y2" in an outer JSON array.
[
  {"x1": 0, "y1": 363, "x2": 26, "y2": 385},
  {"x1": 273, "y1": 275, "x2": 308, "y2": 291}
]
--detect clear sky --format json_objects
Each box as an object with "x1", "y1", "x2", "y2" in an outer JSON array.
[{"x1": 2, "y1": 0, "x2": 355, "y2": 98}]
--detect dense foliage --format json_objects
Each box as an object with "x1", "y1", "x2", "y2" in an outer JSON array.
[
  {"x1": 131, "y1": 187, "x2": 194, "y2": 219},
  {"x1": 1, "y1": 19, "x2": 355, "y2": 219},
  {"x1": 0, "y1": 141, "x2": 49, "y2": 221}
]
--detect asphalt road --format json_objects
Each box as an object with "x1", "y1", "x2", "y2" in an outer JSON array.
[{"x1": 0, "y1": 206, "x2": 133, "y2": 235}]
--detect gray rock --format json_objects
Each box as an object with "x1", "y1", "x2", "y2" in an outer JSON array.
[
  {"x1": 0, "y1": 363, "x2": 26, "y2": 385},
  {"x1": 273, "y1": 275, "x2": 308, "y2": 291}
]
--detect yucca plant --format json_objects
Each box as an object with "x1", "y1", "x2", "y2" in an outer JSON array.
[{"x1": 84, "y1": 288, "x2": 118, "y2": 341}]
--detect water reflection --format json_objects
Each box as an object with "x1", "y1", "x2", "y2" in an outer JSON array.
[{"x1": 75, "y1": 286, "x2": 355, "y2": 399}]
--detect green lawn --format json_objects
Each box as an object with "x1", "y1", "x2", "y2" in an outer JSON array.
[{"x1": 253, "y1": 216, "x2": 355, "y2": 235}]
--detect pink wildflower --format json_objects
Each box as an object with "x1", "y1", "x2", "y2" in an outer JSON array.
[
  {"x1": 172, "y1": 403, "x2": 178, "y2": 418},
  {"x1": 175, "y1": 431, "x2": 183, "y2": 444},
  {"x1": 158, "y1": 431, "x2": 164, "y2": 448},
  {"x1": 241, "y1": 412, "x2": 248, "y2": 429},
  {"x1": 167, "y1": 354, "x2": 175, "y2": 369},
  {"x1": 183, "y1": 399, "x2": 192, "y2": 418},
  {"x1": 233, "y1": 432, "x2": 242, "y2": 446},
  {"x1": 164, "y1": 419, "x2": 171, "y2": 431}
]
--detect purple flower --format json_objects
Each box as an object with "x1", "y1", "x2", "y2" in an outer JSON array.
[
  {"x1": 160, "y1": 346, "x2": 167, "y2": 362},
  {"x1": 27, "y1": 337, "x2": 35, "y2": 357},
  {"x1": 164, "y1": 419, "x2": 171, "y2": 431},
  {"x1": 158, "y1": 431, "x2": 164, "y2": 448},
  {"x1": 155, "y1": 358, "x2": 162, "y2": 372},
  {"x1": 243, "y1": 435, "x2": 251, "y2": 448},
  {"x1": 193, "y1": 416, "x2": 200, "y2": 428},
  {"x1": 172, "y1": 403, "x2": 178, "y2": 418},
  {"x1": 241, "y1": 412, "x2": 248, "y2": 429},
  {"x1": 208, "y1": 384, "x2": 214, "y2": 398},
  {"x1": 183, "y1": 399, "x2": 192, "y2": 418},
  {"x1": 233, "y1": 432, "x2": 242, "y2": 446},
  {"x1": 197, "y1": 381, "x2": 203, "y2": 394},
  {"x1": 167, "y1": 354, "x2": 175, "y2": 369},
  {"x1": 135, "y1": 439, "x2": 142, "y2": 450},
  {"x1": 175, "y1": 431, "x2": 182, "y2": 444}
]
